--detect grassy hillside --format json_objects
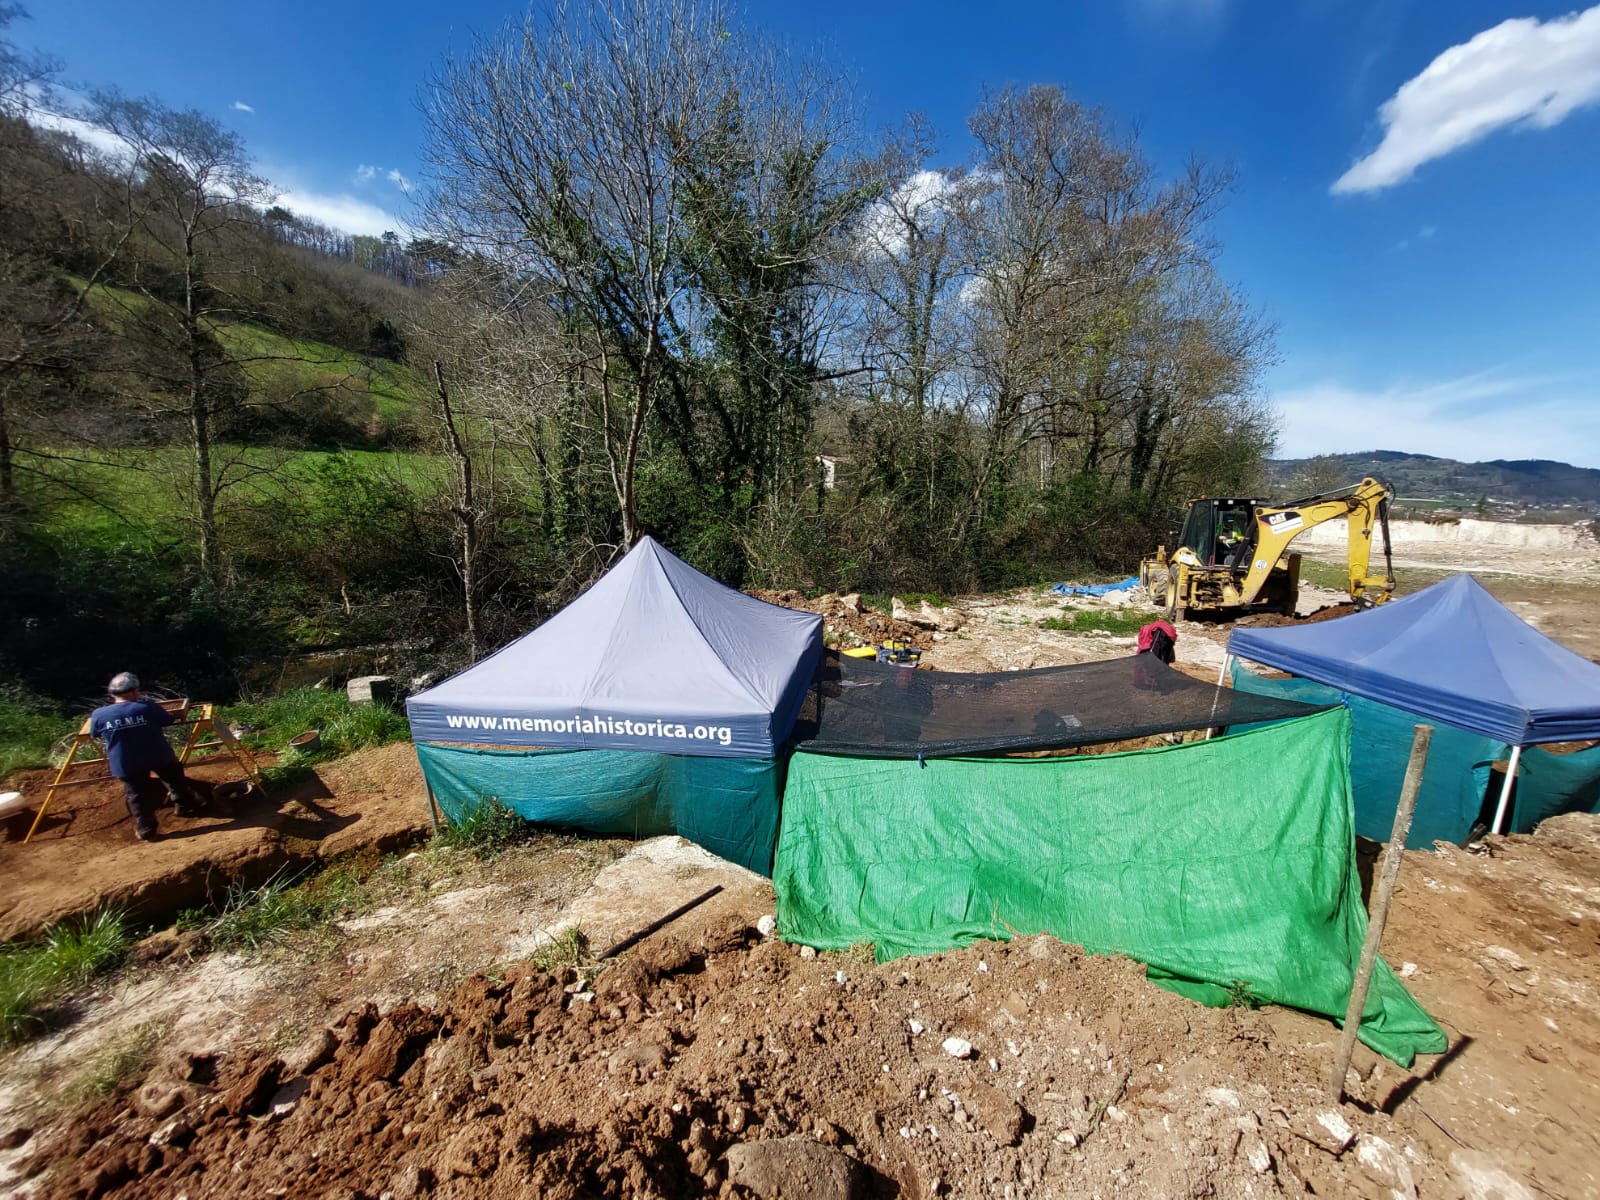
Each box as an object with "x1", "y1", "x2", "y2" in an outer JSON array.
[
  {"x1": 24, "y1": 447, "x2": 448, "y2": 553},
  {"x1": 75, "y1": 277, "x2": 432, "y2": 443}
]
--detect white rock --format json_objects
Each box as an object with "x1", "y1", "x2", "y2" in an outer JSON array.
[
  {"x1": 799, "y1": 945, "x2": 817, "y2": 960},
  {"x1": 1355, "y1": 1135, "x2": 1416, "y2": 1197},
  {"x1": 908, "y1": 1019, "x2": 925, "y2": 1036},
  {"x1": 1246, "y1": 1139, "x2": 1273, "y2": 1174},
  {"x1": 756, "y1": 914, "x2": 777, "y2": 938},
  {"x1": 1483, "y1": 945, "x2": 1528, "y2": 972},
  {"x1": 1204, "y1": 1087, "x2": 1242, "y2": 1109},
  {"x1": 1399, "y1": 961, "x2": 1418, "y2": 978},
  {"x1": 1315, "y1": 1109, "x2": 1356, "y2": 1151},
  {"x1": 1054, "y1": 1131, "x2": 1078, "y2": 1147},
  {"x1": 148, "y1": 1118, "x2": 191, "y2": 1148},
  {"x1": 1449, "y1": 1149, "x2": 1537, "y2": 1200},
  {"x1": 834, "y1": 970, "x2": 848, "y2": 984},
  {"x1": 942, "y1": 1037, "x2": 975, "y2": 1059}
]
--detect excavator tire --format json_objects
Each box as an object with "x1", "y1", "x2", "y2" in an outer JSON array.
[
  {"x1": 1164, "y1": 565, "x2": 1185, "y2": 624},
  {"x1": 1145, "y1": 569, "x2": 1167, "y2": 610}
]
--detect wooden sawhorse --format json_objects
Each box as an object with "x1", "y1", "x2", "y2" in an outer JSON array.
[{"x1": 24, "y1": 701, "x2": 263, "y2": 844}]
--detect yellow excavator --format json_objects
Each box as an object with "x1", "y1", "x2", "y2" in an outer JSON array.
[{"x1": 1139, "y1": 477, "x2": 1395, "y2": 621}]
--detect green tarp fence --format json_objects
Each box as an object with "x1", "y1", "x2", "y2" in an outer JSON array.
[
  {"x1": 774, "y1": 708, "x2": 1446, "y2": 1066},
  {"x1": 414, "y1": 742, "x2": 782, "y2": 875},
  {"x1": 1229, "y1": 661, "x2": 1506, "y2": 848},
  {"x1": 1517, "y1": 742, "x2": 1600, "y2": 830},
  {"x1": 1231, "y1": 662, "x2": 1600, "y2": 842}
]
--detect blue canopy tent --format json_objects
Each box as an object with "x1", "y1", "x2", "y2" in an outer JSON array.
[
  {"x1": 406, "y1": 537, "x2": 822, "y2": 873},
  {"x1": 1226, "y1": 574, "x2": 1600, "y2": 846}
]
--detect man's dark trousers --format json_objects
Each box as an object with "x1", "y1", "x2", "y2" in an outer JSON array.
[{"x1": 118, "y1": 761, "x2": 194, "y2": 836}]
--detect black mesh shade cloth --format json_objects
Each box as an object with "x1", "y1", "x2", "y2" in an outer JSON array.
[{"x1": 794, "y1": 650, "x2": 1330, "y2": 759}]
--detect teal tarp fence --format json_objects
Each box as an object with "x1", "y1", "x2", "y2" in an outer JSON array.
[
  {"x1": 774, "y1": 709, "x2": 1446, "y2": 1066},
  {"x1": 1230, "y1": 661, "x2": 1506, "y2": 848},
  {"x1": 1516, "y1": 742, "x2": 1600, "y2": 830},
  {"x1": 414, "y1": 742, "x2": 782, "y2": 875}
]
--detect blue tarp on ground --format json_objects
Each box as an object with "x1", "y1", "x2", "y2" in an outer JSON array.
[
  {"x1": 1227, "y1": 574, "x2": 1600, "y2": 746},
  {"x1": 1052, "y1": 577, "x2": 1140, "y2": 597},
  {"x1": 407, "y1": 537, "x2": 822, "y2": 757}
]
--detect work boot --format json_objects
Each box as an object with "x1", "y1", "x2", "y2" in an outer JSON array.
[
  {"x1": 172, "y1": 792, "x2": 203, "y2": 818},
  {"x1": 136, "y1": 825, "x2": 158, "y2": 842}
]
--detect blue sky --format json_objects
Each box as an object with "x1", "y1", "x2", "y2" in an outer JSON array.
[{"x1": 15, "y1": 0, "x2": 1600, "y2": 467}]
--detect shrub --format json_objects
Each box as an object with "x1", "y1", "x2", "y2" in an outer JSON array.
[
  {"x1": 1039, "y1": 608, "x2": 1158, "y2": 636},
  {"x1": 0, "y1": 909, "x2": 131, "y2": 1045},
  {"x1": 0, "y1": 690, "x2": 79, "y2": 782},
  {"x1": 436, "y1": 798, "x2": 527, "y2": 855},
  {"x1": 223, "y1": 687, "x2": 410, "y2": 757}
]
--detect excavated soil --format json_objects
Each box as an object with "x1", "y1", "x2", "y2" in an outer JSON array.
[
  {"x1": 0, "y1": 743, "x2": 432, "y2": 939},
  {"x1": 743, "y1": 591, "x2": 935, "y2": 655},
  {"x1": 14, "y1": 924, "x2": 1452, "y2": 1200},
  {"x1": 7, "y1": 810, "x2": 1600, "y2": 1200}
]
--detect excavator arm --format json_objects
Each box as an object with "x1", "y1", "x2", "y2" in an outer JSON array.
[{"x1": 1236, "y1": 477, "x2": 1395, "y2": 606}]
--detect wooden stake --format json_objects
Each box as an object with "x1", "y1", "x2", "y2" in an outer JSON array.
[{"x1": 1330, "y1": 722, "x2": 1433, "y2": 1104}]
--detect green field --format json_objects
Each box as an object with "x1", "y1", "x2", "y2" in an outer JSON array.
[
  {"x1": 75, "y1": 275, "x2": 432, "y2": 428},
  {"x1": 25, "y1": 446, "x2": 449, "y2": 550}
]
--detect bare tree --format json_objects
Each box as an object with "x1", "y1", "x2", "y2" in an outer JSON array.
[
  {"x1": 0, "y1": 8, "x2": 136, "y2": 536},
  {"x1": 87, "y1": 93, "x2": 279, "y2": 587},
  {"x1": 422, "y1": 0, "x2": 737, "y2": 552}
]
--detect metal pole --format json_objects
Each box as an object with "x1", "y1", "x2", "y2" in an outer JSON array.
[
  {"x1": 1490, "y1": 744, "x2": 1524, "y2": 836},
  {"x1": 424, "y1": 780, "x2": 440, "y2": 835},
  {"x1": 1331, "y1": 723, "x2": 1433, "y2": 1103},
  {"x1": 1204, "y1": 654, "x2": 1232, "y2": 741}
]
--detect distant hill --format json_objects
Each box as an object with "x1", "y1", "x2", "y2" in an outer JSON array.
[{"x1": 1266, "y1": 452, "x2": 1600, "y2": 516}]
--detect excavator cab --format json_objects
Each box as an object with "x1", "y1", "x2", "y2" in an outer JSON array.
[{"x1": 1176, "y1": 499, "x2": 1258, "y2": 569}]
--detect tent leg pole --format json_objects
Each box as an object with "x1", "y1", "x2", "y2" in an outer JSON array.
[
  {"x1": 425, "y1": 781, "x2": 440, "y2": 835},
  {"x1": 1331, "y1": 723, "x2": 1433, "y2": 1104},
  {"x1": 1491, "y1": 744, "x2": 1523, "y2": 836},
  {"x1": 1204, "y1": 655, "x2": 1231, "y2": 741}
]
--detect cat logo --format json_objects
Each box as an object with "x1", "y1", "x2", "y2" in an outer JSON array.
[{"x1": 1265, "y1": 511, "x2": 1304, "y2": 533}]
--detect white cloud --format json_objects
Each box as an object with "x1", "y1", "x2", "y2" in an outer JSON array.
[
  {"x1": 1392, "y1": 223, "x2": 1439, "y2": 252},
  {"x1": 856, "y1": 170, "x2": 962, "y2": 259},
  {"x1": 276, "y1": 189, "x2": 406, "y2": 238},
  {"x1": 19, "y1": 95, "x2": 403, "y2": 238},
  {"x1": 1334, "y1": 5, "x2": 1600, "y2": 194},
  {"x1": 1273, "y1": 371, "x2": 1600, "y2": 468},
  {"x1": 22, "y1": 102, "x2": 133, "y2": 162},
  {"x1": 354, "y1": 163, "x2": 414, "y2": 194},
  {"x1": 231, "y1": 101, "x2": 255, "y2": 114}
]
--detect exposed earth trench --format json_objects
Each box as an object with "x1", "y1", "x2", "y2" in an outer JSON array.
[{"x1": 1, "y1": 535, "x2": 1597, "y2": 1200}]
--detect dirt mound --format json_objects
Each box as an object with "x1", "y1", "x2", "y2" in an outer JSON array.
[
  {"x1": 25, "y1": 925, "x2": 1443, "y2": 1200},
  {"x1": 1236, "y1": 602, "x2": 1362, "y2": 629},
  {"x1": 745, "y1": 590, "x2": 931, "y2": 653},
  {"x1": 0, "y1": 742, "x2": 430, "y2": 939}
]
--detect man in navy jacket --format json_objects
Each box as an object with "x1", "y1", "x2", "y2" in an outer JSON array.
[{"x1": 89, "y1": 673, "x2": 198, "y2": 841}]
